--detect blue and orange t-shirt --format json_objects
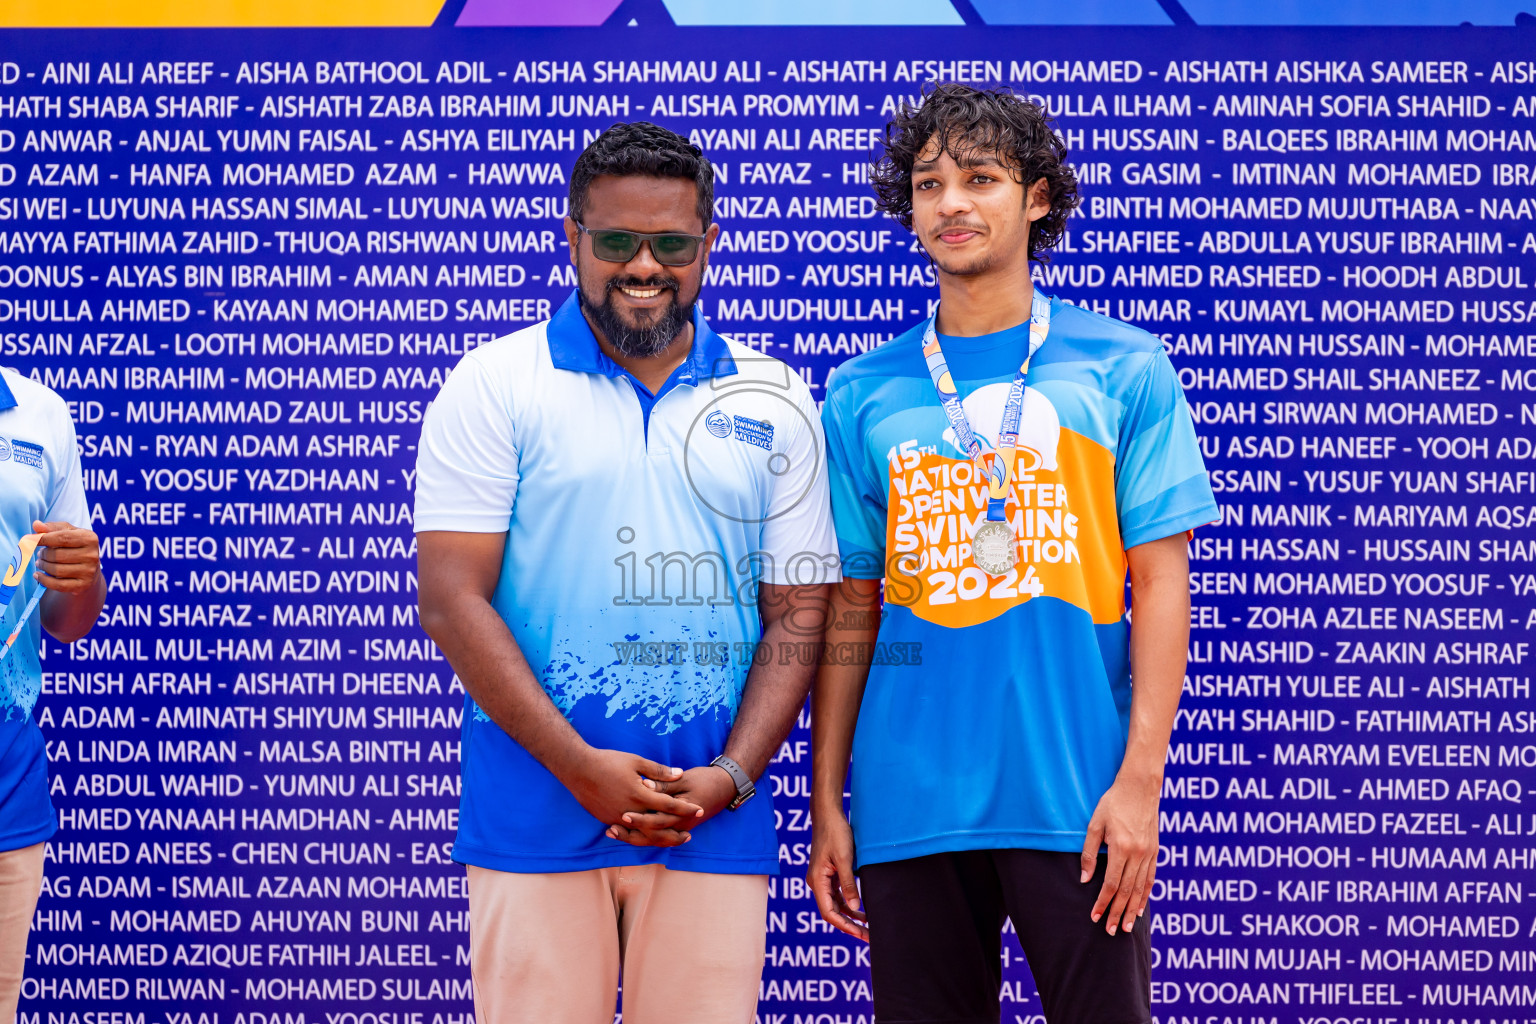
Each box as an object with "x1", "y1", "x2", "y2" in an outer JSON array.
[{"x1": 821, "y1": 295, "x2": 1219, "y2": 868}]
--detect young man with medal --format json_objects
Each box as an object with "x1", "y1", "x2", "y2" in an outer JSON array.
[
  {"x1": 0, "y1": 367, "x2": 105, "y2": 1022},
  {"x1": 414, "y1": 122, "x2": 839, "y2": 1024},
  {"x1": 808, "y1": 84, "x2": 1219, "y2": 1023}
]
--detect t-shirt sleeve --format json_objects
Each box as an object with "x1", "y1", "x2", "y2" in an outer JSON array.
[
  {"x1": 45, "y1": 407, "x2": 91, "y2": 529},
  {"x1": 414, "y1": 351, "x2": 520, "y2": 534},
  {"x1": 821, "y1": 375, "x2": 887, "y2": 579},
  {"x1": 757, "y1": 384, "x2": 842, "y2": 586},
  {"x1": 1115, "y1": 348, "x2": 1220, "y2": 549}
]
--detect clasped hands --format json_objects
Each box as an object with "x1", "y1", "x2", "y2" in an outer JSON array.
[{"x1": 563, "y1": 747, "x2": 737, "y2": 848}]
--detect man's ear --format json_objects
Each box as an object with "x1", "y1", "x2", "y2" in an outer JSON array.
[
  {"x1": 563, "y1": 215, "x2": 580, "y2": 267},
  {"x1": 700, "y1": 221, "x2": 721, "y2": 270},
  {"x1": 1026, "y1": 177, "x2": 1051, "y2": 222}
]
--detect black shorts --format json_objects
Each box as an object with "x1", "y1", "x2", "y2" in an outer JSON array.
[{"x1": 859, "y1": 848, "x2": 1151, "y2": 1024}]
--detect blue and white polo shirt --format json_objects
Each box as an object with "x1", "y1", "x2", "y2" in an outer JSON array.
[
  {"x1": 415, "y1": 292, "x2": 840, "y2": 875},
  {"x1": 0, "y1": 367, "x2": 92, "y2": 853}
]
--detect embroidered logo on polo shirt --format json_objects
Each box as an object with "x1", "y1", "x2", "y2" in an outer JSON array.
[
  {"x1": 0, "y1": 437, "x2": 10, "y2": 462},
  {"x1": 705, "y1": 410, "x2": 732, "y2": 438},
  {"x1": 733, "y1": 416, "x2": 773, "y2": 450},
  {"x1": 10, "y1": 440, "x2": 42, "y2": 469}
]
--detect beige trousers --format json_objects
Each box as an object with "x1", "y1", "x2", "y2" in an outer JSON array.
[
  {"x1": 0, "y1": 843, "x2": 44, "y2": 1024},
  {"x1": 467, "y1": 863, "x2": 768, "y2": 1024}
]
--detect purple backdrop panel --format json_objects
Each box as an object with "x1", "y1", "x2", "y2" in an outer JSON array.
[{"x1": 456, "y1": 0, "x2": 623, "y2": 26}]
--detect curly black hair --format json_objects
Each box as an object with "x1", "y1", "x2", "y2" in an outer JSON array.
[
  {"x1": 568, "y1": 121, "x2": 715, "y2": 229},
  {"x1": 870, "y1": 83, "x2": 1080, "y2": 262}
]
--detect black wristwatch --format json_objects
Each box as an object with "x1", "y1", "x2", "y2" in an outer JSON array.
[{"x1": 710, "y1": 755, "x2": 756, "y2": 811}]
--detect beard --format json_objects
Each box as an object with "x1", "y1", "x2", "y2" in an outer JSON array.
[
  {"x1": 923, "y1": 220, "x2": 996, "y2": 278},
  {"x1": 928, "y1": 249, "x2": 996, "y2": 277},
  {"x1": 578, "y1": 274, "x2": 695, "y2": 359}
]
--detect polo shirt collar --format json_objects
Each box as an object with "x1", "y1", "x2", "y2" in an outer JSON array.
[
  {"x1": 546, "y1": 291, "x2": 737, "y2": 384},
  {"x1": 0, "y1": 372, "x2": 16, "y2": 412}
]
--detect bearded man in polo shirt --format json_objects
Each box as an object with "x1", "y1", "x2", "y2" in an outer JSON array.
[
  {"x1": 808, "y1": 84, "x2": 1219, "y2": 1024},
  {"x1": 415, "y1": 121, "x2": 839, "y2": 1024}
]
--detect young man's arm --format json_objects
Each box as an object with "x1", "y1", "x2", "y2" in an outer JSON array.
[
  {"x1": 805, "y1": 576, "x2": 882, "y2": 941},
  {"x1": 417, "y1": 531, "x2": 705, "y2": 840},
  {"x1": 35, "y1": 409, "x2": 104, "y2": 642},
  {"x1": 1081, "y1": 533, "x2": 1189, "y2": 935},
  {"x1": 606, "y1": 581, "x2": 831, "y2": 844}
]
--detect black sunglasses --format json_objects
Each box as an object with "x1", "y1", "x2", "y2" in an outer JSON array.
[{"x1": 575, "y1": 221, "x2": 706, "y2": 267}]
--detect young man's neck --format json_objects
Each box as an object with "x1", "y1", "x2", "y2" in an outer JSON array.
[
  {"x1": 590, "y1": 317, "x2": 694, "y2": 395},
  {"x1": 932, "y1": 256, "x2": 1035, "y2": 338}
]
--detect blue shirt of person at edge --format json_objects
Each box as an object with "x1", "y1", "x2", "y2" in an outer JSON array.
[{"x1": 0, "y1": 368, "x2": 94, "y2": 855}]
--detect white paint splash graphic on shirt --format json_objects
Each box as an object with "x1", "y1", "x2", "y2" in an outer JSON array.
[
  {"x1": 0, "y1": 646, "x2": 37, "y2": 720},
  {"x1": 538, "y1": 624, "x2": 740, "y2": 735}
]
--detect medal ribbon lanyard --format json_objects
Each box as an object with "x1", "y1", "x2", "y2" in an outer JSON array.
[
  {"x1": 921, "y1": 292, "x2": 1052, "y2": 524},
  {"x1": 0, "y1": 534, "x2": 43, "y2": 664},
  {"x1": 0, "y1": 589, "x2": 46, "y2": 664}
]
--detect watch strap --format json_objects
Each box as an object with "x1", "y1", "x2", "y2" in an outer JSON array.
[{"x1": 710, "y1": 755, "x2": 756, "y2": 810}]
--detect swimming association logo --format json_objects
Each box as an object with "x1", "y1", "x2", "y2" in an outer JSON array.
[
  {"x1": 682, "y1": 356, "x2": 822, "y2": 526},
  {"x1": 0, "y1": 437, "x2": 10, "y2": 462},
  {"x1": 10, "y1": 440, "x2": 42, "y2": 470},
  {"x1": 732, "y1": 415, "x2": 774, "y2": 450}
]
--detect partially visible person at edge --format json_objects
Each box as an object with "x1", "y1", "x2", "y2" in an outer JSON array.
[
  {"x1": 807, "y1": 83, "x2": 1219, "y2": 1024},
  {"x1": 413, "y1": 121, "x2": 839, "y2": 1024},
  {"x1": 0, "y1": 367, "x2": 106, "y2": 1023}
]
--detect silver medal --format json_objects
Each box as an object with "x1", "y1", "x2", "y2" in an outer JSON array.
[{"x1": 971, "y1": 520, "x2": 1017, "y2": 577}]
